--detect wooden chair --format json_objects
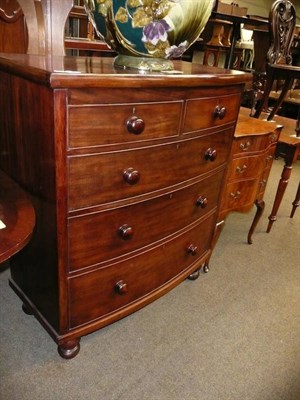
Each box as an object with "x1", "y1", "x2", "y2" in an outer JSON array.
[
  {"x1": 254, "y1": 0, "x2": 299, "y2": 135},
  {"x1": 253, "y1": 0, "x2": 300, "y2": 230}
]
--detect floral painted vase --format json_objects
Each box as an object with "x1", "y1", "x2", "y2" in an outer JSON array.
[{"x1": 84, "y1": 0, "x2": 215, "y2": 71}]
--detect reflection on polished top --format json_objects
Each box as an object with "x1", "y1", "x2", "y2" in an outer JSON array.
[{"x1": 0, "y1": 53, "x2": 252, "y2": 88}]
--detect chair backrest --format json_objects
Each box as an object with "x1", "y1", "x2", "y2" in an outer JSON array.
[
  {"x1": 267, "y1": 0, "x2": 296, "y2": 65},
  {"x1": 240, "y1": 24, "x2": 253, "y2": 43},
  {"x1": 0, "y1": 0, "x2": 28, "y2": 53}
]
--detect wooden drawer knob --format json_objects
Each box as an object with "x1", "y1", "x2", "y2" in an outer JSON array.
[
  {"x1": 196, "y1": 196, "x2": 208, "y2": 208},
  {"x1": 187, "y1": 244, "x2": 198, "y2": 256},
  {"x1": 115, "y1": 280, "x2": 128, "y2": 295},
  {"x1": 204, "y1": 148, "x2": 217, "y2": 162},
  {"x1": 118, "y1": 224, "x2": 134, "y2": 240},
  {"x1": 126, "y1": 115, "x2": 145, "y2": 135},
  {"x1": 123, "y1": 168, "x2": 140, "y2": 185},
  {"x1": 214, "y1": 105, "x2": 226, "y2": 120}
]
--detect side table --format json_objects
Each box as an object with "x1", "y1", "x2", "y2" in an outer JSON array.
[{"x1": 265, "y1": 115, "x2": 300, "y2": 232}]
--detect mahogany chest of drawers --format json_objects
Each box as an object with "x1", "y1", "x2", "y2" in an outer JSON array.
[{"x1": 0, "y1": 54, "x2": 250, "y2": 358}]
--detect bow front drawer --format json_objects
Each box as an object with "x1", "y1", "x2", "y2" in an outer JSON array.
[
  {"x1": 68, "y1": 128, "x2": 232, "y2": 210},
  {"x1": 68, "y1": 170, "x2": 223, "y2": 271},
  {"x1": 68, "y1": 212, "x2": 215, "y2": 329}
]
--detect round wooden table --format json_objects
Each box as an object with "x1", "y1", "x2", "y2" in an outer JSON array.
[{"x1": 0, "y1": 170, "x2": 35, "y2": 263}]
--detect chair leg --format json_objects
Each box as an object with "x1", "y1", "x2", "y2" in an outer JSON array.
[
  {"x1": 290, "y1": 182, "x2": 300, "y2": 218},
  {"x1": 267, "y1": 78, "x2": 294, "y2": 121},
  {"x1": 254, "y1": 72, "x2": 275, "y2": 118}
]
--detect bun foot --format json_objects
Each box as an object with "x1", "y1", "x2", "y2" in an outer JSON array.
[
  {"x1": 58, "y1": 339, "x2": 80, "y2": 359},
  {"x1": 203, "y1": 264, "x2": 209, "y2": 273},
  {"x1": 22, "y1": 303, "x2": 33, "y2": 315},
  {"x1": 187, "y1": 268, "x2": 200, "y2": 280}
]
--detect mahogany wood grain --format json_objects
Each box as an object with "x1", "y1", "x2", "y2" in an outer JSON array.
[
  {"x1": 0, "y1": 0, "x2": 28, "y2": 53},
  {"x1": 68, "y1": 170, "x2": 224, "y2": 271},
  {"x1": 217, "y1": 107, "x2": 281, "y2": 243},
  {"x1": 69, "y1": 212, "x2": 216, "y2": 329},
  {"x1": 0, "y1": 54, "x2": 250, "y2": 358}
]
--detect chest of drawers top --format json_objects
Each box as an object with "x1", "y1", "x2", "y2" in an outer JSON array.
[{"x1": 0, "y1": 54, "x2": 251, "y2": 89}]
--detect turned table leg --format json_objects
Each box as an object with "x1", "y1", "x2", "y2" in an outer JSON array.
[
  {"x1": 248, "y1": 199, "x2": 265, "y2": 244},
  {"x1": 267, "y1": 163, "x2": 293, "y2": 233},
  {"x1": 290, "y1": 182, "x2": 300, "y2": 218}
]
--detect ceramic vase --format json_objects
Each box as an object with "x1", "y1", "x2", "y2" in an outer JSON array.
[{"x1": 84, "y1": 0, "x2": 215, "y2": 71}]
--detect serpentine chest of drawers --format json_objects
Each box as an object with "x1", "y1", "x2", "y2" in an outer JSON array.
[{"x1": 0, "y1": 54, "x2": 250, "y2": 358}]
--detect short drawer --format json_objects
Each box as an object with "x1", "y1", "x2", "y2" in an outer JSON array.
[
  {"x1": 222, "y1": 178, "x2": 259, "y2": 213},
  {"x1": 68, "y1": 101, "x2": 182, "y2": 148},
  {"x1": 68, "y1": 212, "x2": 215, "y2": 328},
  {"x1": 68, "y1": 128, "x2": 232, "y2": 210},
  {"x1": 231, "y1": 135, "x2": 264, "y2": 155},
  {"x1": 182, "y1": 94, "x2": 241, "y2": 133},
  {"x1": 228, "y1": 154, "x2": 264, "y2": 181},
  {"x1": 68, "y1": 170, "x2": 224, "y2": 271},
  {"x1": 257, "y1": 164, "x2": 274, "y2": 198}
]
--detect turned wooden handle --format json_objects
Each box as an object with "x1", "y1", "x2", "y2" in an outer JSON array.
[
  {"x1": 118, "y1": 224, "x2": 134, "y2": 240},
  {"x1": 204, "y1": 148, "x2": 217, "y2": 162},
  {"x1": 123, "y1": 168, "x2": 140, "y2": 185},
  {"x1": 115, "y1": 280, "x2": 128, "y2": 295},
  {"x1": 196, "y1": 196, "x2": 208, "y2": 208},
  {"x1": 126, "y1": 115, "x2": 145, "y2": 135},
  {"x1": 214, "y1": 105, "x2": 226, "y2": 119},
  {"x1": 187, "y1": 244, "x2": 198, "y2": 256}
]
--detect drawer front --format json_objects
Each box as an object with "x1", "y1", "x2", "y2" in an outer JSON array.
[
  {"x1": 68, "y1": 101, "x2": 182, "y2": 148},
  {"x1": 183, "y1": 94, "x2": 240, "y2": 133},
  {"x1": 222, "y1": 179, "x2": 259, "y2": 212},
  {"x1": 68, "y1": 170, "x2": 223, "y2": 271},
  {"x1": 68, "y1": 212, "x2": 215, "y2": 328},
  {"x1": 68, "y1": 128, "x2": 232, "y2": 210},
  {"x1": 228, "y1": 154, "x2": 264, "y2": 181},
  {"x1": 231, "y1": 135, "x2": 264, "y2": 155}
]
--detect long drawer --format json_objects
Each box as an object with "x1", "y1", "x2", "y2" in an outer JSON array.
[
  {"x1": 68, "y1": 212, "x2": 215, "y2": 328},
  {"x1": 68, "y1": 170, "x2": 224, "y2": 271},
  {"x1": 68, "y1": 127, "x2": 233, "y2": 210}
]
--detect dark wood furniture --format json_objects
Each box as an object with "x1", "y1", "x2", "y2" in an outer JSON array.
[
  {"x1": 210, "y1": 11, "x2": 268, "y2": 69},
  {"x1": 0, "y1": 170, "x2": 35, "y2": 264},
  {"x1": 216, "y1": 107, "x2": 281, "y2": 244},
  {"x1": 290, "y1": 182, "x2": 300, "y2": 218},
  {"x1": 263, "y1": 114, "x2": 300, "y2": 232},
  {"x1": 254, "y1": 0, "x2": 299, "y2": 136},
  {"x1": 0, "y1": 0, "x2": 28, "y2": 53},
  {"x1": 0, "y1": 53, "x2": 250, "y2": 358}
]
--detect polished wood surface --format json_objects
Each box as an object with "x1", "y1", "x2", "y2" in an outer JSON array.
[
  {"x1": 218, "y1": 107, "x2": 280, "y2": 244},
  {"x1": 263, "y1": 114, "x2": 300, "y2": 232},
  {"x1": 0, "y1": 53, "x2": 249, "y2": 358},
  {"x1": 0, "y1": 170, "x2": 35, "y2": 263},
  {"x1": 0, "y1": 0, "x2": 28, "y2": 53}
]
